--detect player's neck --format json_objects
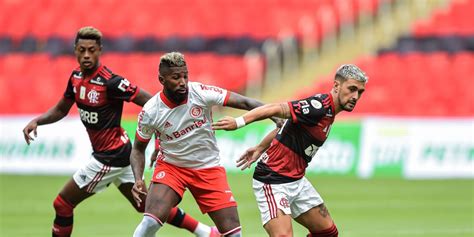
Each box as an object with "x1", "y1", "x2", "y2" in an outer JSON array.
[
  {"x1": 82, "y1": 64, "x2": 100, "y2": 77},
  {"x1": 163, "y1": 89, "x2": 186, "y2": 105},
  {"x1": 330, "y1": 90, "x2": 343, "y2": 115}
]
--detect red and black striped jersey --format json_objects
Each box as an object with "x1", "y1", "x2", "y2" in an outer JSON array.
[
  {"x1": 64, "y1": 64, "x2": 140, "y2": 166},
  {"x1": 253, "y1": 93, "x2": 335, "y2": 184}
]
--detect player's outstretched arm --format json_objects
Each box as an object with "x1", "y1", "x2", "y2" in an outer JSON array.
[
  {"x1": 130, "y1": 138, "x2": 149, "y2": 207},
  {"x1": 212, "y1": 102, "x2": 291, "y2": 131},
  {"x1": 236, "y1": 128, "x2": 279, "y2": 170},
  {"x1": 224, "y1": 92, "x2": 284, "y2": 127},
  {"x1": 132, "y1": 89, "x2": 152, "y2": 107},
  {"x1": 22, "y1": 97, "x2": 74, "y2": 145}
]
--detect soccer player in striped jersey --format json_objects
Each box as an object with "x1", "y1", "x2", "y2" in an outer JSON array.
[
  {"x1": 22, "y1": 27, "x2": 218, "y2": 237},
  {"x1": 212, "y1": 64, "x2": 368, "y2": 237}
]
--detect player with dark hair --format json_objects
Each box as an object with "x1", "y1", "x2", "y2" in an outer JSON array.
[
  {"x1": 130, "y1": 52, "x2": 280, "y2": 237},
  {"x1": 22, "y1": 27, "x2": 218, "y2": 237},
  {"x1": 212, "y1": 64, "x2": 368, "y2": 237}
]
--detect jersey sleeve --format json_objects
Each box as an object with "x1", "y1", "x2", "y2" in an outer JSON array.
[
  {"x1": 194, "y1": 83, "x2": 230, "y2": 106},
  {"x1": 135, "y1": 110, "x2": 155, "y2": 142},
  {"x1": 107, "y1": 75, "x2": 140, "y2": 102},
  {"x1": 288, "y1": 96, "x2": 326, "y2": 126}
]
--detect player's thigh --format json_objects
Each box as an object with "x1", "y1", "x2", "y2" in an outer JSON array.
[
  {"x1": 58, "y1": 177, "x2": 95, "y2": 206},
  {"x1": 294, "y1": 203, "x2": 334, "y2": 232},
  {"x1": 117, "y1": 182, "x2": 139, "y2": 208},
  {"x1": 145, "y1": 182, "x2": 181, "y2": 220},
  {"x1": 252, "y1": 179, "x2": 294, "y2": 226},
  {"x1": 115, "y1": 166, "x2": 138, "y2": 204},
  {"x1": 263, "y1": 209, "x2": 293, "y2": 237},
  {"x1": 73, "y1": 158, "x2": 123, "y2": 194},
  {"x1": 188, "y1": 166, "x2": 237, "y2": 214}
]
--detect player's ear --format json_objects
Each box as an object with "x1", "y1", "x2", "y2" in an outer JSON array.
[
  {"x1": 158, "y1": 75, "x2": 165, "y2": 85},
  {"x1": 333, "y1": 80, "x2": 340, "y2": 93}
]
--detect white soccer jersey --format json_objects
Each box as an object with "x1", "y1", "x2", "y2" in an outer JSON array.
[{"x1": 136, "y1": 82, "x2": 230, "y2": 169}]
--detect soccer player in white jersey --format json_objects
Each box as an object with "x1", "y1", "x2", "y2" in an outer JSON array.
[
  {"x1": 212, "y1": 65, "x2": 368, "y2": 237},
  {"x1": 130, "y1": 52, "x2": 278, "y2": 237}
]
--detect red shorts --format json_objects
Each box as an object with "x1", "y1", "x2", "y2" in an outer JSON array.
[{"x1": 151, "y1": 160, "x2": 237, "y2": 213}]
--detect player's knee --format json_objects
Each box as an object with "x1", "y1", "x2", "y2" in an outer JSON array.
[
  {"x1": 307, "y1": 223, "x2": 338, "y2": 237},
  {"x1": 53, "y1": 195, "x2": 74, "y2": 217}
]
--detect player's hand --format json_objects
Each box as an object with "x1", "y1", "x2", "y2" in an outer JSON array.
[
  {"x1": 236, "y1": 147, "x2": 262, "y2": 170},
  {"x1": 132, "y1": 180, "x2": 148, "y2": 207},
  {"x1": 212, "y1": 116, "x2": 237, "y2": 131},
  {"x1": 22, "y1": 120, "x2": 38, "y2": 145}
]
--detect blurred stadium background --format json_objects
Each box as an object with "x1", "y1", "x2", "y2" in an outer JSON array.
[{"x1": 0, "y1": 0, "x2": 473, "y2": 236}]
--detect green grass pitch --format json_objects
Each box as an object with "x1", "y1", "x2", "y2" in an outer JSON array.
[{"x1": 1, "y1": 172, "x2": 472, "y2": 236}]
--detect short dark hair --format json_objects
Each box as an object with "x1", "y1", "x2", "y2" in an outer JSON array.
[{"x1": 74, "y1": 26, "x2": 102, "y2": 46}]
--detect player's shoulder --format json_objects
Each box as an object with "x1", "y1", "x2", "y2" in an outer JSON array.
[
  {"x1": 302, "y1": 93, "x2": 332, "y2": 110},
  {"x1": 100, "y1": 66, "x2": 124, "y2": 82},
  {"x1": 143, "y1": 93, "x2": 160, "y2": 112},
  {"x1": 189, "y1": 81, "x2": 225, "y2": 95},
  {"x1": 70, "y1": 67, "x2": 82, "y2": 79}
]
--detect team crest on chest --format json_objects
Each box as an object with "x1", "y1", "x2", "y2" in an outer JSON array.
[
  {"x1": 190, "y1": 106, "x2": 203, "y2": 118},
  {"x1": 87, "y1": 89, "x2": 100, "y2": 104}
]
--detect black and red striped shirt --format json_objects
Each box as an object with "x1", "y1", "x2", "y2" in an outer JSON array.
[
  {"x1": 64, "y1": 65, "x2": 139, "y2": 166},
  {"x1": 253, "y1": 93, "x2": 335, "y2": 184}
]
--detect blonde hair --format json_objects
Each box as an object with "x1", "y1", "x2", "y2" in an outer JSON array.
[
  {"x1": 159, "y1": 52, "x2": 187, "y2": 75},
  {"x1": 75, "y1": 26, "x2": 102, "y2": 46},
  {"x1": 335, "y1": 64, "x2": 368, "y2": 83}
]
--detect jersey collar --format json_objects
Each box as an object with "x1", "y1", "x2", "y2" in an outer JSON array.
[
  {"x1": 328, "y1": 93, "x2": 336, "y2": 116},
  {"x1": 83, "y1": 64, "x2": 104, "y2": 81},
  {"x1": 160, "y1": 91, "x2": 188, "y2": 109}
]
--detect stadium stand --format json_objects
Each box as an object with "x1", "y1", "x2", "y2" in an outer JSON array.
[
  {"x1": 0, "y1": 53, "x2": 261, "y2": 115},
  {"x1": 299, "y1": 0, "x2": 473, "y2": 117},
  {"x1": 2, "y1": 0, "x2": 470, "y2": 117}
]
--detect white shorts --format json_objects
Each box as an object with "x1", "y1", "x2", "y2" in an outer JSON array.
[
  {"x1": 253, "y1": 177, "x2": 324, "y2": 225},
  {"x1": 72, "y1": 157, "x2": 135, "y2": 193}
]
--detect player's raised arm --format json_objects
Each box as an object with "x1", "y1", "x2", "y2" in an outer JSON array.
[
  {"x1": 212, "y1": 102, "x2": 291, "y2": 131},
  {"x1": 22, "y1": 97, "x2": 74, "y2": 145}
]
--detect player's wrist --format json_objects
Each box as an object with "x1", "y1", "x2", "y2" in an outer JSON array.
[{"x1": 235, "y1": 116, "x2": 246, "y2": 128}]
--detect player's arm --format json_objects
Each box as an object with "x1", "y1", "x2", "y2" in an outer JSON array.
[
  {"x1": 213, "y1": 102, "x2": 291, "y2": 131},
  {"x1": 130, "y1": 138, "x2": 149, "y2": 207},
  {"x1": 225, "y1": 92, "x2": 284, "y2": 126},
  {"x1": 22, "y1": 97, "x2": 74, "y2": 145},
  {"x1": 132, "y1": 89, "x2": 152, "y2": 107},
  {"x1": 236, "y1": 128, "x2": 279, "y2": 170},
  {"x1": 225, "y1": 92, "x2": 264, "y2": 110}
]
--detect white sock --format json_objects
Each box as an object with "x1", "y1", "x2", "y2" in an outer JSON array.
[
  {"x1": 193, "y1": 222, "x2": 211, "y2": 237},
  {"x1": 133, "y1": 214, "x2": 162, "y2": 237}
]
